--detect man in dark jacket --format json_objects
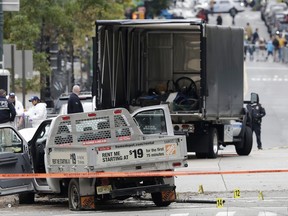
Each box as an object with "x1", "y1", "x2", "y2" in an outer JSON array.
[
  {"x1": 67, "y1": 85, "x2": 84, "y2": 114},
  {"x1": 216, "y1": 14, "x2": 222, "y2": 25},
  {"x1": 0, "y1": 89, "x2": 16, "y2": 125},
  {"x1": 247, "y1": 94, "x2": 266, "y2": 150}
]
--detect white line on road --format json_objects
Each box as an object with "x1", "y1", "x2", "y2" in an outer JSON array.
[
  {"x1": 170, "y1": 214, "x2": 189, "y2": 216},
  {"x1": 251, "y1": 77, "x2": 288, "y2": 82},
  {"x1": 247, "y1": 66, "x2": 288, "y2": 71},
  {"x1": 258, "y1": 212, "x2": 277, "y2": 216},
  {"x1": 216, "y1": 212, "x2": 236, "y2": 216}
]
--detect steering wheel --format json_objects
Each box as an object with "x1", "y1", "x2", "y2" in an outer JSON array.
[
  {"x1": 175, "y1": 77, "x2": 197, "y2": 98},
  {"x1": 178, "y1": 98, "x2": 199, "y2": 110}
]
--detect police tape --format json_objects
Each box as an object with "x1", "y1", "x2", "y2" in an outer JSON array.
[{"x1": 1, "y1": 169, "x2": 288, "y2": 179}]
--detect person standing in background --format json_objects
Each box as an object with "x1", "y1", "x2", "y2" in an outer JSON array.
[
  {"x1": 247, "y1": 94, "x2": 266, "y2": 150},
  {"x1": 7, "y1": 92, "x2": 24, "y2": 129},
  {"x1": 216, "y1": 14, "x2": 222, "y2": 25},
  {"x1": 252, "y1": 28, "x2": 259, "y2": 44},
  {"x1": 25, "y1": 96, "x2": 47, "y2": 128},
  {"x1": 67, "y1": 85, "x2": 84, "y2": 114},
  {"x1": 245, "y1": 22, "x2": 253, "y2": 42},
  {"x1": 277, "y1": 33, "x2": 286, "y2": 62},
  {"x1": 0, "y1": 89, "x2": 16, "y2": 126},
  {"x1": 266, "y1": 36, "x2": 274, "y2": 61}
]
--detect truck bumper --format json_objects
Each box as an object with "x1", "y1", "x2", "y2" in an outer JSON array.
[{"x1": 111, "y1": 184, "x2": 175, "y2": 198}]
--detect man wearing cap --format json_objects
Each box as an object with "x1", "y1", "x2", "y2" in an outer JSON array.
[
  {"x1": 25, "y1": 96, "x2": 47, "y2": 128},
  {"x1": 0, "y1": 89, "x2": 16, "y2": 126},
  {"x1": 7, "y1": 92, "x2": 24, "y2": 129}
]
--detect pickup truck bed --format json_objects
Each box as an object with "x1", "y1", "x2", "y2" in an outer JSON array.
[{"x1": 46, "y1": 108, "x2": 187, "y2": 173}]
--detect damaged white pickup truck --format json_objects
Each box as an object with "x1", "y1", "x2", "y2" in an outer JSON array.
[{"x1": 0, "y1": 105, "x2": 187, "y2": 210}]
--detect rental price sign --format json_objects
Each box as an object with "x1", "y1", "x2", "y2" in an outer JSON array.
[{"x1": 97, "y1": 142, "x2": 177, "y2": 165}]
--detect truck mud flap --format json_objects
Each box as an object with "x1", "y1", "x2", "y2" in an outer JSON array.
[
  {"x1": 110, "y1": 184, "x2": 174, "y2": 198},
  {"x1": 80, "y1": 196, "x2": 95, "y2": 210}
]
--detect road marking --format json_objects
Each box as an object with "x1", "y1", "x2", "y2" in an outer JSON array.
[
  {"x1": 247, "y1": 66, "x2": 288, "y2": 71},
  {"x1": 251, "y1": 76, "x2": 288, "y2": 82},
  {"x1": 258, "y1": 212, "x2": 277, "y2": 216},
  {"x1": 216, "y1": 212, "x2": 236, "y2": 216},
  {"x1": 170, "y1": 214, "x2": 189, "y2": 216}
]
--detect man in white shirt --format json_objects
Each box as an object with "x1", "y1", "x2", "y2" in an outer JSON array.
[{"x1": 25, "y1": 96, "x2": 47, "y2": 128}]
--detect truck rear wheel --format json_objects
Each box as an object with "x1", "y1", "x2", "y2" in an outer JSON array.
[
  {"x1": 151, "y1": 191, "x2": 174, "y2": 207},
  {"x1": 195, "y1": 128, "x2": 219, "y2": 159},
  {"x1": 68, "y1": 179, "x2": 81, "y2": 211},
  {"x1": 207, "y1": 128, "x2": 219, "y2": 158},
  {"x1": 236, "y1": 126, "x2": 252, "y2": 156},
  {"x1": 195, "y1": 152, "x2": 207, "y2": 159}
]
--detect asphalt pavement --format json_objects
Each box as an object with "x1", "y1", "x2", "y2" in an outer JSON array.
[
  {"x1": 176, "y1": 147, "x2": 288, "y2": 193},
  {"x1": 174, "y1": 5, "x2": 288, "y2": 210}
]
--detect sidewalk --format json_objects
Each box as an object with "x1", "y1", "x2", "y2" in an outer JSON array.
[{"x1": 175, "y1": 147, "x2": 288, "y2": 193}]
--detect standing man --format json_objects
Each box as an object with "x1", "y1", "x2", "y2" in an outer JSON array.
[
  {"x1": 266, "y1": 35, "x2": 274, "y2": 61},
  {"x1": 0, "y1": 89, "x2": 16, "y2": 126},
  {"x1": 252, "y1": 28, "x2": 259, "y2": 44},
  {"x1": 245, "y1": 22, "x2": 253, "y2": 42},
  {"x1": 216, "y1": 14, "x2": 222, "y2": 25},
  {"x1": 7, "y1": 92, "x2": 24, "y2": 129},
  {"x1": 67, "y1": 85, "x2": 84, "y2": 114},
  {"x1": 25, "y1": 96, "x2": 47, "y2": 128},
  {"x1": 247, "y1": 94, "x2": 266, "y2": 150}
]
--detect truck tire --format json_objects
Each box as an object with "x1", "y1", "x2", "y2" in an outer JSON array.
[
  {"x1": 195, "y1": 152, "x2": 207, "y2": 159},
  {"x1": 151, "y1": 192, "x2": 172, "y2": 207},
  {"x1": 18, "y1": 192, "x2": 35, "y2": 204},
  {"x1": 207, "y1": 128, "x2": 219, "y2": 158},
  {"x1": 68, "y1": 179, "x2": 81, "y2": 211},
  {"x1": 236, "y1": 126, "x2": 252, "y2": 156}
]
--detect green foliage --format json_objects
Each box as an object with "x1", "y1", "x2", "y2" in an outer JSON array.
[
  {"x1": 14, "y1": 76, "x2": 41, "y2": 92},
  {"x1": 8, "y1": 15, "x2": 40, "y2": 49},
  {"x1": 3, "y1": 0, "x2": 133, "y2": 93},
  {"x1": 148, "y1": 0, "x2": 171, "y2": 17}
]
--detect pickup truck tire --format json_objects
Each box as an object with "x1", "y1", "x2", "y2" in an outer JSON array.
[
  {"x1": 207, "y1": 128, "x2": 219, "y2": 159},
  {"x1": 18, "y1": 192, "x2": 35, "y2": 204},
  {"x1": 68, "y1": 179, "x2": 81, "y2": 211},
  {"x1": 151, "y1": 192, "x2": 172, "y2": 207},
  {"x1": 236, "y1": 126, "x2": 252, "y2": 156}
]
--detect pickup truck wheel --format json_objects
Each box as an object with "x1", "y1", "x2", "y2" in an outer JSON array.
[
  {"x1": 151, "y1": 192, "x2": 172, "y2": 207},
  {"x1": 68, "y1": 179, "x2": 81, "y2": 211},
  {"x1": 207, "y1": 128, "x2": 219, "y2": 158},
  {"x1": 18, "y1": 192, "x2": 35, "y2": 204},
  {"x1": 236, "y1": 126, "x2": 252, "y2": 156}
]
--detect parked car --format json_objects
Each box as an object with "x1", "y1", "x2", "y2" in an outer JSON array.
[
  {"x1": 262, "y1": 2, "x2": 287, "y2": 25},
  {"x1": 268, "y1": 9, "x2": 288, "y2": 34},
  {"x1": 195, "y1": 0, "x2": 244, "y2": 16}
]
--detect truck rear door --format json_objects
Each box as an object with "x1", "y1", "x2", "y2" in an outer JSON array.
[
  {"x1": 131, "y1": 104, "x2": 174, "y2": 136},
  {"x1": 0, "y1": 126, "x2": 34, "y2": 196}
]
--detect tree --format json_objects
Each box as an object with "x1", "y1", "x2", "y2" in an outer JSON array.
[{"x1": 3, "y1": 0, "x2": 133, "y2": 100}]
